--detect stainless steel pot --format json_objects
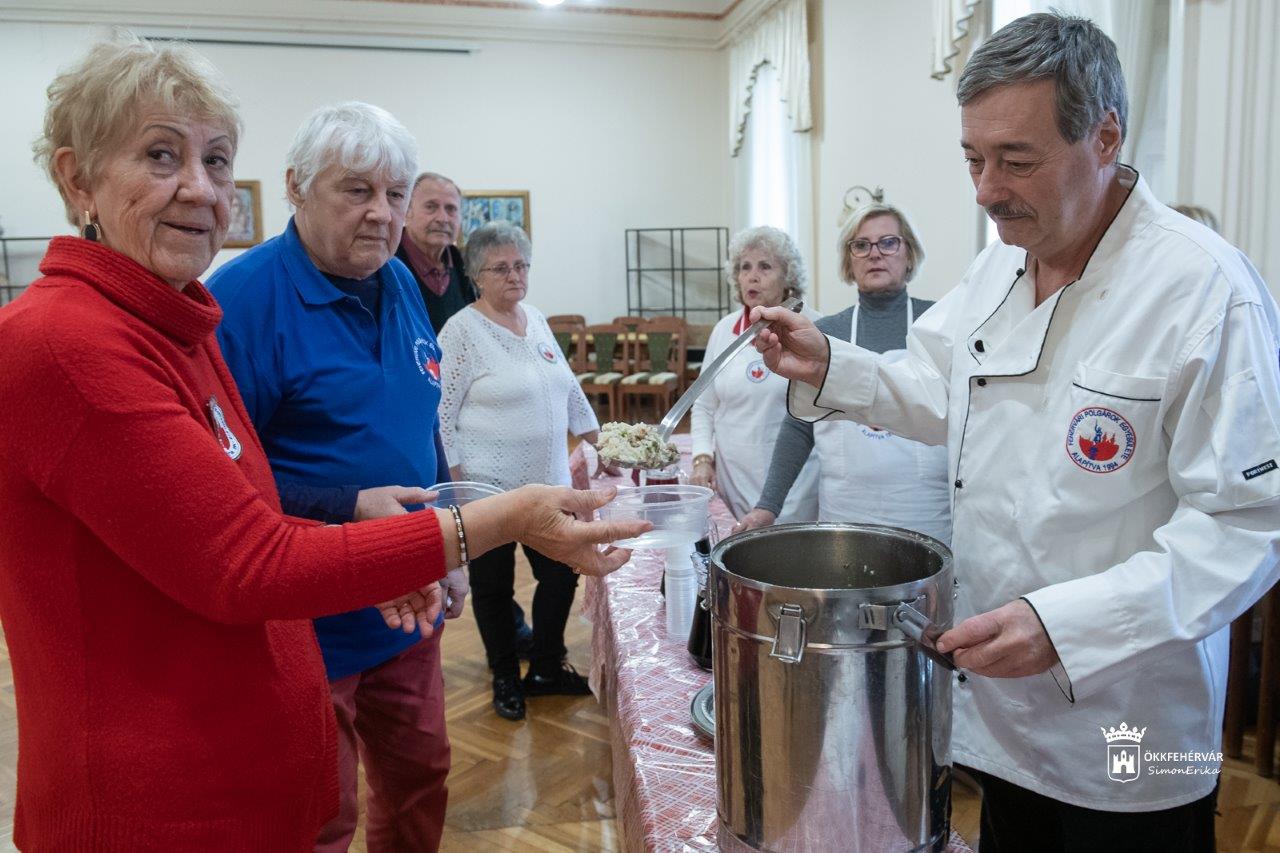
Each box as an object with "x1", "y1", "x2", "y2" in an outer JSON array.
[{"x1": 710, "y1": 523, "x2": 954, "y2": 852}]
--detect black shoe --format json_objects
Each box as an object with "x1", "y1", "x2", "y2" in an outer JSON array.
[
  {"x1": 515, "y1": 621, "x2": 534, "y2": 660},
  {"x1": 492, "y1": 675, "x2": 526, "y2": 720},
  {"x1": 522, "y1": 662, "x2": 592, "y2": 697}
]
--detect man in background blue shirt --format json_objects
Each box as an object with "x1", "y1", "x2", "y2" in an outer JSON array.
[{"x1": 212, "y1": 103, "x2": 457, "y2": 853}]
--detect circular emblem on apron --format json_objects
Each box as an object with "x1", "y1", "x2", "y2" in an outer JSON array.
[
  {"x1": 1065, "y1": 407, "x2": 1136, "y2": 472},
  {"x1": 538, "y1": 342, "x2": 559, "y2": 363},
  {"x1": 746, "y1": 359, "x2": 768, "y2": 383}
]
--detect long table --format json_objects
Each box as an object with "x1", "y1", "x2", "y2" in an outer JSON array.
[{"x1": 581, "y1": 440, "x2": 971, "y2": 851}]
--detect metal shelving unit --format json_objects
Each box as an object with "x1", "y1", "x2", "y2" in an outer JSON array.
[{"x1": 624, "y1": 227, "x2": 731, "y2": 324}]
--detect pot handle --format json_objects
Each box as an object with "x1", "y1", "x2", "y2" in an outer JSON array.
[{"x1": 894, "y1": 602, "x2": 957, "y2": 672}]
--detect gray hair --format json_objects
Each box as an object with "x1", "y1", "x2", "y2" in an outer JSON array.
[
  {"x1": 412, "y1": 171, "x2": 460, "y2": 197},
  {"x1": 726, "y1": 226, "x2": 806, "y2": 302},
  {"x1": 286, "y1": 102, "x2": 418, "y2": 199},
  {"x1": 836, "y1": 203, "x2": 926, "y2": 285},
  {"x1": 34, "y1": 32, "x2": 241, "y2": 225},
  {"x1": 464, "y1": 221, "x2": 532, "y2": 279},
  {"x1": 957, "y1": 12, "x2": 1128, "y2": 144}
]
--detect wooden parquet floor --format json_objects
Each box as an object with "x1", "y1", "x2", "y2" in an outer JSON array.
[{"x1": 0, "y1": 553, "x2": 1279, "y2": 851}]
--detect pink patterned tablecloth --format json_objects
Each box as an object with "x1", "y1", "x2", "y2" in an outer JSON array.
[{"x1": 580, "y1": 437, "x2": 972, "y2": 853}]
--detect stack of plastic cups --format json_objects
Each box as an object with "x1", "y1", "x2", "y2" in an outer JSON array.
[{"x1": 663, "y1": 544, "x2": 698, "y2": 641}]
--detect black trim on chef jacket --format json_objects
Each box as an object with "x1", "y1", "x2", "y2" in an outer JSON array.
[
  {"x1": 951, "y1": 169, "x2": 1139, "y2": 494},
  {"x1": 785, "y1": 334, "x2": 846, "y2": 423},
  {"x1": 1069, "y1": 382, "x2": 1162, "y2": 403}
]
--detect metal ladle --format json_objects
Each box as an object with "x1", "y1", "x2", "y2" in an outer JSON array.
[{"x1": 600, "y1": 297, "x2": 804, "y2": 470}]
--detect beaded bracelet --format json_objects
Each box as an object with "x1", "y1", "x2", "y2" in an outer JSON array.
[{"x1": 448, "y1": 504, "x2": 469, "y2": 566}]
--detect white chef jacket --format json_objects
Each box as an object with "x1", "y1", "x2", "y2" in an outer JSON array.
[
  {"x1": 693, "y1": 306, "x2": 821, "y2": 521},
  {"x1": 790, "y1": 170, "x2": 1280, "y2": 810}
]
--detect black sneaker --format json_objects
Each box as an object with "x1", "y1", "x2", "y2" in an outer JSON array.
[
  {"x1": 522, "y1": 662, "x2": 592, "y2": 697},
  {"x1": 515, "y1": 622, "x2": 534, "y2": 661},
  {"x1": 492, "y1": 675, "x2": 526, "y2": 720}
]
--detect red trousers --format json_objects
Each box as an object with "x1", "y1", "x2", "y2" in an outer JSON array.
[{"x1": 314, "y1": 631, "x2": 450, "y2": 852}]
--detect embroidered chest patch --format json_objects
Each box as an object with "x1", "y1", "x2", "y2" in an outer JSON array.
[
  {"x1": 1065, "y1": 407, "x2": 1136, "y2": 473},
  {"x1": 206, "y1": 395, "x2": 242, "y2": 461},
  {"x1": 746, "y1": 359, "x2": 769, "y2": 383},
  {"x1": 537, "y1": 342, "x2": 558, "y2": 363},
  {"x1": 413, "y1": 337, "x2": 442, "y2": 386}
]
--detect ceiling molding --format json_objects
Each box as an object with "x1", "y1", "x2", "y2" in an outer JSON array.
[
  {"x1": 360, "y1": 0, "x2": 741, "y2": 22},
  {"x1": 0, "y1": 0, "x2": 726, "y2": 50}
]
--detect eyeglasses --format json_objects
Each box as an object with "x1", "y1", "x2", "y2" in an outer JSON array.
[
  {"x1": 479, "y1": 262, "x2": 531, "y2": 277},
  {"x1": 847, "y1": 236, "x2": 903, "y2": 258}
]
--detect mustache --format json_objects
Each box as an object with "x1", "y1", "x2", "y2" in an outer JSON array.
[{"x1": 987, "y1": 203, "x2": 1033, "y2": 218}]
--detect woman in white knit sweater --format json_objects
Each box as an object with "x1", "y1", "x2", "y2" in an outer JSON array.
[{"x1": 437, "y1": 222, "x2": 602, "y2": 721}]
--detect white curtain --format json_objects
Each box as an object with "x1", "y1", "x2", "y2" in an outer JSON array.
[
  {"x1": 733, "y1": 62, "x2": 814, "y2": 288},
  {"x1": 932, "y1": 0, "x2": 985, "y2": 82},
  {"x1": 980, "y1": 0, "x2": 1159, "y2": 162},
  {"x1": 728, "y1": 0, "x2": 812, "y2": 157}
]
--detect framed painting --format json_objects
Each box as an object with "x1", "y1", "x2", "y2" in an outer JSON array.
[
  {"x1": 225, "y1": 180, "x2": 264, "y2": 248},
  {"x1": 461, "y1": 190, "x2": 531, "y2": 243}
]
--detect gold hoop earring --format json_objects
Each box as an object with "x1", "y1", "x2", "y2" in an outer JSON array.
[{"x1": 80, "y1": 211, "x2": 100, "y2": 242}]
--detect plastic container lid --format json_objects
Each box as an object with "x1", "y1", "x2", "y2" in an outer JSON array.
[
  {"x1": 429, "y1": 480, "x2": 504, "y2": 508},
  {"x1": 598, "y1": 484, "x2": 714, "y2": 549}
]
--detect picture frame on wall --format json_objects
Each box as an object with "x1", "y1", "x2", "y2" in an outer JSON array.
[
  {"x1": 225, "y1": 180, "x2": 264, "y2": 249},
  {"x1": 461, "y1": 190, "x2": 531, "y2": 243}
]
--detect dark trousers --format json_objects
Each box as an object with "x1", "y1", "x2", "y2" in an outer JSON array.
[
  {"x1": 469, "y1": 541, "x2": 579, "y2": 680},
  {"x1": 968, "y1": 767, "x2": 1216, "y2": 853}
]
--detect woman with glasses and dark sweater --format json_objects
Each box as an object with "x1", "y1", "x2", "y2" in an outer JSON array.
[{"x1": 736, "y1": 204, "x2": 952, "y2": 545}]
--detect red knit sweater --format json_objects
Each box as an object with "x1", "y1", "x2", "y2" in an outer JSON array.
[{"x1": 0, "y1": 238, "x2": 447, "y2": 851}]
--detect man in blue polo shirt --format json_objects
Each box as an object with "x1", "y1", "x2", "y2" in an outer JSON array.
[{"x1": 211, "y1": 103, "x2": 458, "y2": 852}]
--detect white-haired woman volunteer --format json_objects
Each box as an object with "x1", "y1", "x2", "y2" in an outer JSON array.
[{"x1": 690, "y1": 226, "x2": 820, "y2": 521}]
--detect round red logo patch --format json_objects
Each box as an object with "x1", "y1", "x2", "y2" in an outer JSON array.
[{"x1": 1066, "y1": 407, "x2": 1136, "y2": 473}]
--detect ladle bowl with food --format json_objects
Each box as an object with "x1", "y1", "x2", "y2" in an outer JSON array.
[{"x1": 594, "y1": 297, "x2": 803, "y2": 547}]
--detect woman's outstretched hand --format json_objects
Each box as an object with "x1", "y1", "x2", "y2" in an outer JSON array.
[
  {"x1": 750, "y1": 305, "x2": 830, "y2": 388},
  {"x1": 511, "y1": 484, "x2": 651, "y2": 576},
  {"x1": 378, "y1": 582, "x2": 444, "y2": 635},
  {"x1": 460, "y1": 485, "x2": 651, "y2": 577}
]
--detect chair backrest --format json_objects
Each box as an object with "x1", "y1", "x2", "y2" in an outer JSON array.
[
  {"x1": 547, "y1": 317, "x2": 586, "y2": 370},
  {"x1": 640, "y1": 316, "x2": 686, "y2": 376},
  {"x1": 547, "y1": 313, "x2": 587, "y2": 326},
  {"x1": 584, "y1": 323, "x2": 630, "y2": 375},
  {"x1": 612, "y1": 315, "x2": 646, "y2": 345}
]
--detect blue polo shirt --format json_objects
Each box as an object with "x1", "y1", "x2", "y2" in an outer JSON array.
[{"x1": 210, "y1": 218, "x2": 449, "y2": 680}]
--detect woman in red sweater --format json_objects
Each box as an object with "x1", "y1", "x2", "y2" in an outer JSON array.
[{"x1": 0, "y1": 35, "x2": 645, "y2": 851}]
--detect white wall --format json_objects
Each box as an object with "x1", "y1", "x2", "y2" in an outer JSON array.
[
  {"x1": 0, "y1": 21, "x2": 730, "y2": 321},
  {"x1": 806, "y1": 0, "x2": 980, "y2": 313}
]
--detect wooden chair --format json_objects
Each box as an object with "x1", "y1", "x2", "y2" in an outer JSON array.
[
  {"x1": 579, "y1": 323, "x2": 631, "y2": 422},
  {"x1": 547, "y1": 317, "x2": 588, "y2": 374},
  {"x1": 612, "y1": 315, "x2": 647, "y2": 350},
  {"x1": 620, "y1": 316, "x2": 686, "y2": 424},
  {"x1": 547, "y1": 314, "x2": 587, "y2": 326}
]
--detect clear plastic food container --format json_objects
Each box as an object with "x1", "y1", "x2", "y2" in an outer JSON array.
[
  {"x1": 429, "y1": 480, "x2": 503, "y2": 507},
  {"x1": 598, "y1": 485, "x2": 714, "y2": 549}
]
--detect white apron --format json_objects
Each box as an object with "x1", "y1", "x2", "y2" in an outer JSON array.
[
  {"x1": 697, "y1": 310, "x2": 821, "y2": 522},
  {"x1": 813, "y1": 302, "x2": 952, "y2": 543}
]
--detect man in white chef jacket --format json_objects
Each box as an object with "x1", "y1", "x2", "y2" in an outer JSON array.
[{"x1": 753, "y1": 12, "x2": 1280, "y2": 851}]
